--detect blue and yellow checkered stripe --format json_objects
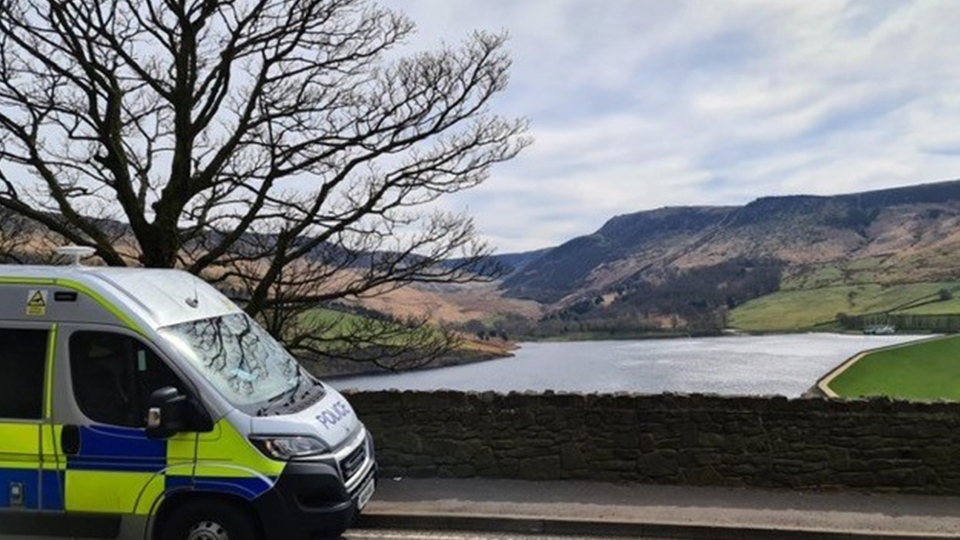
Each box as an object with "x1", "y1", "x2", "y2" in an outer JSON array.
[
  {"x1": 0, "y1": 423, "x2": 61, "y2": 510},
  {"x1": 0, "y1": 420, "x2": 285, "y2": 515}
]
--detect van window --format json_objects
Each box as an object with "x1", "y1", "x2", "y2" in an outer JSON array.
[
  {"x1": 160, "y1": 313, "x2": 323, "y2": 415},
  {"x1": 0, "y1": 328, "x2": 47, "y2": 419},
  {"x1": 70, "y1": 332, "x2": 183, "y2": 428}
]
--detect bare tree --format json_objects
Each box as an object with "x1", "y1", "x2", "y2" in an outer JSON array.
[{"x1": 0, "y1": 0, "x2": 529, "y2": 366}]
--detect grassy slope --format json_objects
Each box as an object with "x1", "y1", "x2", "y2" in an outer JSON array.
[
  {"x1": 897, "y1": 297, "x2": 960, "y2": 315},
  {"x1": 827, "y1": 335, "x2": 960, "y2": 399},
  {"x1": 729, "y1": 281, "x2": 960, "y2": 331}
]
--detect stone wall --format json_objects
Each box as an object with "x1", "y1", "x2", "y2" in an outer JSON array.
[{"x1": 347, "y1": 391, "x2": 960, "y2": 494}]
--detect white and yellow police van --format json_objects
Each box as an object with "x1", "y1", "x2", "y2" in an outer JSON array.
[{"x1": 0, "y1": 257, "x2": 376, "y2": 540}]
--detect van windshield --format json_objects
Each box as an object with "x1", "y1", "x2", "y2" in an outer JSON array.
[{"x1": 160, "y1": 313, "x2": 323, "y2": 414}]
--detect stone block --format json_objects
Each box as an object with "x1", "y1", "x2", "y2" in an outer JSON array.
[
  {"x1": 560, "y1": 443, "x2": 587, "y2": 470},
  {"x1": 639, "y1": 434, "x2": 656, "y2": 453},
  {"x1": 519, "y1": 456, "x2": 562, "y2": 480},
  {"x1": 697, "y1": 432, "x2": 727, "y2": 448},
  {"x1": 640, "y1": 450, "x2": 678, "y2": 478}
]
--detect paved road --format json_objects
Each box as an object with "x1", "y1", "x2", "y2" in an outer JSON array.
[
  {"x1": 345, "y1": 531, "x2": 662, "y2": 540},
  {"x1": 364, "y1": 478, "x2": 960, "y2": 538},
  {"x1": 351, "y1": 478, "x2": 960, "y2": 540}
]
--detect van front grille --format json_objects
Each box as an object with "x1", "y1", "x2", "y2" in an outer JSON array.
[{"x1": 340, "y1": 443, "x2": 366, "y2": 483}]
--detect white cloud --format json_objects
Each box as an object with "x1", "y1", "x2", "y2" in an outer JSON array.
[{"x1": 378, "y1": 0, "x2": 960, "y2": 252}]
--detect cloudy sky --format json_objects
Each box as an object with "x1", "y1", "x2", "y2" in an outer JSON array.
[{"x1": 378, "y1": 0, "x2": 960, "y2": 253}]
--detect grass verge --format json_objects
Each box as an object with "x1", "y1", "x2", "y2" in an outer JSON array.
[{"x1": 826, "y1": 334, "x2": 960, "y2": 400}]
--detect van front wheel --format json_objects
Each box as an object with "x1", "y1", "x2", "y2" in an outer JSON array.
[{"x1": 160, "y1": 499, "x2": 261, "y2": 540}]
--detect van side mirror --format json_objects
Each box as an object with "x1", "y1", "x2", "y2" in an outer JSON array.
[{"x1": 146, "y1": 386, "x2": 214, "y2": 439}]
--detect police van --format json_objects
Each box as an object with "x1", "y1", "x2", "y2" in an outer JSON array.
[{"x1": 0, "y1": 254, "x2": 376, "y2": 540}]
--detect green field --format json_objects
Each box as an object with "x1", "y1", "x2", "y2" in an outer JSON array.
[
  {"x1": 826, "y1": 335, "x2": 960, "y2": 399},
  {"x1": 299, "y1": 307, "x2": 367, "y2": 335},
  {"x1": 729, "y1": 281, "x2": 960, "y2": 331},
  {"x1": 896, "y1": 296, "x2": 960, "y2": 315}
]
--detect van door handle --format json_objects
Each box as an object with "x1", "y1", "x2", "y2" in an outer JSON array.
[{"x1": 61, "y1": 425, "x2": 80, "y2": 456}]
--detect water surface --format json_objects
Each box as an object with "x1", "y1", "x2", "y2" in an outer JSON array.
[{"x1": 331, "y1": 333, "x2": 925, "y2": 397}]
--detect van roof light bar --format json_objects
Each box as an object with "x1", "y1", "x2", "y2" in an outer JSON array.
[{"x1": 55, "y1": 246, "x2": 96, "y2": 266}]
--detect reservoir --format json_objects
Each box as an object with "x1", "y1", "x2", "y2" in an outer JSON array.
[{"x1": 331, "y1": 333, "x2": 925, "y2": 397}]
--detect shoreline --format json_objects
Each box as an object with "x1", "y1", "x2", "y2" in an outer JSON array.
[
  {"x1": 311, "y1": 330, "x2": 937, "y2": 383},
  {"x1": 325, "y1": 333, "x2": 928, "y2": 397},
  {"x1": 517, "y1": 328, "x2": 937, "y2": 344},
  {"x1": 308, "y1": 342, "x2": 516, "y2": 381}
]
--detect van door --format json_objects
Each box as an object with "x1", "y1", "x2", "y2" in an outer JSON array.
[
  {"x1": 54, "y1": 326, "x2": 199, "y2": 532},
  {"x1": 0, "y1": 325, "x2": 57, "y2": 538}
]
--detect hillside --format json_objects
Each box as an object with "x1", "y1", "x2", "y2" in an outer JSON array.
[
  {"x1": 351, "y1": 282, "x2": 541, "y2": 324},
  {"x1": 501, "y1": 180, "x2": 960, "y2": 333},
  {"x1": 6, "y1": 180, "x2": 960, "y2": 336},
  {"x1": 503, "y1": 206, "x2": 735, "y2": 303}
]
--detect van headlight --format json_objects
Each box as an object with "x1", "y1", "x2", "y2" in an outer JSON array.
[{"x1": 250, "y1": 436, "x2": 329, "y2": 460}]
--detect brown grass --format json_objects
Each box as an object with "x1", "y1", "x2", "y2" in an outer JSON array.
[{"x1": 356, "y1": 282, "x2": 541, "y2": 324}]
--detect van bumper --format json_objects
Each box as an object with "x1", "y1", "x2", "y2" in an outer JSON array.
[{"x1": 255, "y1": 460, "x2": 378, "y2": 540}]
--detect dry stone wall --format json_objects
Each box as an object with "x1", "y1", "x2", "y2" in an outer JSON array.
[{"x1": 347, "y1": 390, "x2": 960, "y2": 494}]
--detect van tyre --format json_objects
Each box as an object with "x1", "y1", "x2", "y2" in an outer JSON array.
[{"x1": 160, "y1": 499, "x2": 261, "y2": 540}]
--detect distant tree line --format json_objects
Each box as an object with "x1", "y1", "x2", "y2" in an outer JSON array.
[
  {"x1": 550, "y1": 258, "x2": 782, "y2": 334},
  {"x1": 466, "y1": 258, "x2": 784, "y2": 339},
  {"x1": 837, "y1": 312, "x2": 960, "y2": 333},
  {"x1": 834, "y1": 286, "x2": 960, "y2": 334}
]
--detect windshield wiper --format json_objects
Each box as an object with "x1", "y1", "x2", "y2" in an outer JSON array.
[
  {"x1": 258, "y1": 369, "x2": 323, "y2": 416},
  {"x1": 264, "y1": 378, "x2": 299, "y2": 408},
  {"x1": 256, "y1": 387, "x2": 297, "y2": 417}
]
